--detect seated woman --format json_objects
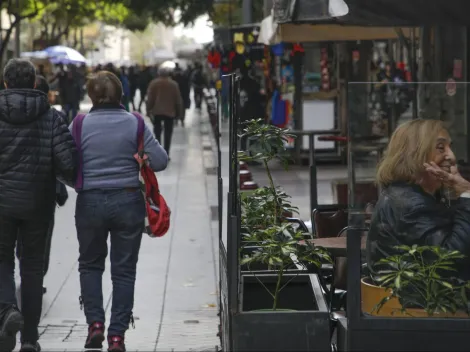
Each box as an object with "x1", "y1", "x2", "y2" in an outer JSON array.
[{"x1": 367, "y1": 119, "x2": 470, "y2": 280}]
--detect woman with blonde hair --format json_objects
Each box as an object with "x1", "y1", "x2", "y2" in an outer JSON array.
[{"x1": 367, "y1": 119, "x2": 470, "y2": 279}]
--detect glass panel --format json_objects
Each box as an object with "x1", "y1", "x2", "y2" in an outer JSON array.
[
  {"x1": 220, "y1": 74, "x2": 235, "y2": 248},
  {"x1": 348, "y1": 81, "x2": 470, "y2": 318}
]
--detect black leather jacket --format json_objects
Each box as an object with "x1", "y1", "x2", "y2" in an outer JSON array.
[{"x1": 367, "y1": 182, "x2": 470, "y2": 279}]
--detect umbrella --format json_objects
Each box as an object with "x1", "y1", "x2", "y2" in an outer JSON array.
[
  {"x1": 21, "y1": 51, "x2": 49, "y2": 59},
  {"x1": 44, "y1": 46, "x2": 87, "y2": 64}
]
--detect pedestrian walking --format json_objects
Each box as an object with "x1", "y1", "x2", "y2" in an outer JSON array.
[
  {"x1": 119, "y1": 67, "x2": 131, "y2": 111},
  {"x1": 15, "y1": 75, "x2": 70, "y2": 295},
  {"x1": 62, "y1": 65, "x2": 82, "y2": 122},
  {"x1": 128, "y1": 65, "x2": 138, "y2": 111},
  {"x1": 71, "y1": 70, "x2": 168, "y2": 352},
  {"x1": 0, "y1": 59, "x2": 77, "y2": 352},
  {"x1": 171, "y1": 63, "x2": 190, "y2": 127},
  {"x1": 190, "y1": 62, "x2": 206, "y2": 109},
  {"x1": 146, "y1": 67, "x2": 184, "y2": 158},
  {"x1": 137, "y1": 66, "x2": 152, "y2": 112}
]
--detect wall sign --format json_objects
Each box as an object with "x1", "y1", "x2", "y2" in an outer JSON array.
[{"x1": 446, "y1": 78, "x2": 457, "y2": 97}]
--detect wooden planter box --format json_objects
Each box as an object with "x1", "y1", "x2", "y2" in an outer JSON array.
[
  {"x1": 361, "y1": 278, "x2": 469, "y2": 318},
  {"x1": 232, "y1": 273, "x2": 330, "y2": 351},
  {"x1": 336, "y1": 278, "x2": 470, "y2": 351}
]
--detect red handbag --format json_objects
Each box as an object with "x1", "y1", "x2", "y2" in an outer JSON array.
[{"x1": 133, "y1": 113, "x2": 171, "y2": 237}]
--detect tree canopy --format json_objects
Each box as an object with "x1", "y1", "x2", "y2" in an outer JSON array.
[
  {"x1": 110, "y1": 0, "x2": 215, "y2": 31},
  {"x1": 210, "y1": 0, "x2": 264, "y2": 27}
]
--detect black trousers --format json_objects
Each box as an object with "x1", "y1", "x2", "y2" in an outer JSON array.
[
  {"x1": 16, "y1": 215, "x2": 54, "y2": 277},
  {"x1": 0, "y1": 216, "x2": 49, "y2": 343},
  {"x1": 153, "y1": 115, "x2": 174, "y2": 156}
]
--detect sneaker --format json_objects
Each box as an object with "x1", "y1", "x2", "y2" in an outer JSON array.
[
  {"x1": 84, "y1": 322, "x2": 105, "y2": 350},
  {"x1": 0, "y1": 305, "x2": 24, "y2": 352},
  {"x1": 108, "y1": 335, "x2": 126, "y2": 352},
  {"x1": 20, "y1": 342, "x2": 41, "y2": 352}
]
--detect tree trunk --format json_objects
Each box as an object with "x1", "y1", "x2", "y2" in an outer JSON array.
[{"x1": 0, "y1": 17, "x2": 19, "y2": 68}]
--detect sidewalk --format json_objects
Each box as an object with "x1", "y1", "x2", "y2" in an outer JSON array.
[{"x1": 15, "y1": 104, "x2": 220, "y2": 351}]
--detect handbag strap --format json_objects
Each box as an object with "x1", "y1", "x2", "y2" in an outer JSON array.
[
  {"x1": 72, "y1": 113, "x2": 86, "y2": 190},
  {"x1": 132, "y1": 112, "x2": 161, "y2": 192},
  {"x1": 132, "y1": 111, "x2": 145, "y2": 153}
]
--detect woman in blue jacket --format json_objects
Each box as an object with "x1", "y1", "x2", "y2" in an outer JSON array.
[{"x1": 71, "y1": 71, "x2": 168, "y2": 352}]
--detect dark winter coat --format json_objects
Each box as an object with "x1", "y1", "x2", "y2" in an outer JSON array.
[
  {"x1": 367, "y1": 182, "x2": 470, "y2": 280},
  {"x1": 0, "y1": 89, "x2": 77, "y2": 220}
]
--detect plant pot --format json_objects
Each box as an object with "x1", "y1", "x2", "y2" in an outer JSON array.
[
  {"x1": 240, "y1": 170, "x2": 253, "y2": 183},
  {"x1": 361, "y1": 277, "x2": 469, "y2": 318},
  {"x1": 232, "y1": 273, "x2": 330, "y2": 351}
]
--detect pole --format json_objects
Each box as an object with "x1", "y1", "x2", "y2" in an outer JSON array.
[
  {"x1": 309, "y1": 133, "x2": 317, "y2": 212},
  {"x1": 410, "y1": 28, "x2": 418, "y2": 119},
  {"x1": 15, "y1": 0, "x2": 20, "y2": 58},
  {"x1": 242, "y1": 0, "x2": 252, "y2": 24},
  {"x1": 263, "y1": 0, "x2": 273, "y2": 17}
]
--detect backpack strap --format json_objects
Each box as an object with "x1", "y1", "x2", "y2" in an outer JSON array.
[{"x1": 72, "y1": 113, "x2": 87, "y2": 190}]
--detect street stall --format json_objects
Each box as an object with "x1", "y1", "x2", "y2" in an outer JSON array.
[
  {"x1": 272, "y1": 21, "x2": 416, "y2": 159},
  {"x1": 262, "y1": 15, "x2": 418, "y2": 221},
  {"x1": 209, "y1": 24, "x2": 266, "y2": 121}
]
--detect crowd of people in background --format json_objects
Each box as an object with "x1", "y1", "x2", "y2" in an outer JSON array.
[
  {"x1": 38, "y1": 61, "x2": 207, "y2": 126},
  {"x1": 18, "y1": 59, "x2": 209, "y2": 164}
]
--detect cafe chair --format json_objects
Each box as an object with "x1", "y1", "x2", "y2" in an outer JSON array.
[
  {"x1": 285, "y1": 217, "x2": 310, "y2": 237},
  {"x1": 312, "y1": 208, "x2": 348, "y2": 239}
]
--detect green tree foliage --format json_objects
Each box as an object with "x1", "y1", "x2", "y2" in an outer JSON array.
[
  {"x1": 210, "y1": 0, "x2": 264, "y2": 26},
  {"x1": 116, "y1": 0, "x2": 215, "y2": 31},
  {"x1": 0, "y1": 0, "x2": 46, "y2": 64},
  {"x1": 31, "y1": 0, "x2": 128, "y2": 46}
]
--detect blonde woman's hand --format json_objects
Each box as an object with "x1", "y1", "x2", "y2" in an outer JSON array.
[{"x1": 424, "y1": 162, "x2": 470, "y2": 195}]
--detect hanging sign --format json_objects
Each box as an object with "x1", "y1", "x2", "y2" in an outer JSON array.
[
  {"x1": 453, "y1": 59, "x2": 463, "y2": 79},
  {"x1": 446, "y1": 78, "x2": 457, "y2": 97}
]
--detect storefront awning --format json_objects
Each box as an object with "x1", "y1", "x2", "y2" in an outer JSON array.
[
  {"x1": 277, "y1": 24, "x2": 416, "y2": 43},
  {"x1": 273, "y1": 0, "x2": 470, "y2": 26}
]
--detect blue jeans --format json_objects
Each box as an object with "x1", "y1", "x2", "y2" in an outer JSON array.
[{"x1": 75, "y1": 189, "x2": 145, "y2": 336}]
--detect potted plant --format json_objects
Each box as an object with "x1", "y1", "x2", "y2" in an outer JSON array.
[
  {"x1": 231, "y1": 120, "x2": 332, "y2": 351},
  {"x1": 363, "y1": 244, "x2": 470, "y2": 318}
]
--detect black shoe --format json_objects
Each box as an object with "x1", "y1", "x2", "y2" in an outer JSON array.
[
  {"x1": 20, "y1": 342, "x2": 41, "y2": 352},
  {"x1": 0, "y1": 305, "x2": 24, "y2": 352},
  {"x1": 108, "y1": 335, "x2": 126, "y2": 352},
  {"x1": 85, "y1": 322, "x2": 105, "y2": 350}
]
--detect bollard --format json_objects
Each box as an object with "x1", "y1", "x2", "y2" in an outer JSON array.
[{"x1": 239, "y1": 170, "x2": 252, "y2": 183}]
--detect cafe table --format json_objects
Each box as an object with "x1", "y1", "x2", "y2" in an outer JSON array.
[{"x1": 300, "y1": 235, "x2": 367, "y2": 257}]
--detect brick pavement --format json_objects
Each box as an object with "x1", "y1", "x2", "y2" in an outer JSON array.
[{"x1": 13, "y1": 102, "x2": 220, "y2": 351}]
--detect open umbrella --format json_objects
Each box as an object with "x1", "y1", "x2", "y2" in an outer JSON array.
[{"x1": 44, "y1": 45, "x2": 86, "y2": 64}]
